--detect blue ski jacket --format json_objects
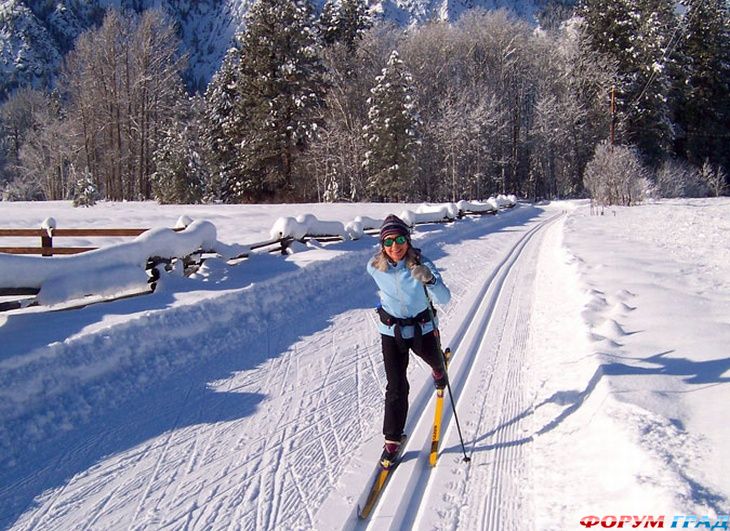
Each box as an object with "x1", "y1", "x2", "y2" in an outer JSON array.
[{"x1": 366, "y1": 254, "x2": 451, "y2": 339}]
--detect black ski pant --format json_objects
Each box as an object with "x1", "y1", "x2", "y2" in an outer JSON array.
[{"x1": 381, "y1": 331, "x2": 442, "y2": 441}]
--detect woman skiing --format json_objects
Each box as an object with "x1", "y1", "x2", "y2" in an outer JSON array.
[{"x1": 366, "y1": 214, "x2": 451, "y2": 468}]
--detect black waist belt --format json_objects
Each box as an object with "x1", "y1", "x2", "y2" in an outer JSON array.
[
  {"x1": 377, "y1": 306, "x2": 434, "y2": 327},
  {"x1": 377, "y1": 306, "x2": 436, "y2": 349}
]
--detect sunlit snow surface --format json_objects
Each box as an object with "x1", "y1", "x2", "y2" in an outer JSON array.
[{"x1": 0, "y1": 198, "x2": 728, "y2": 530}]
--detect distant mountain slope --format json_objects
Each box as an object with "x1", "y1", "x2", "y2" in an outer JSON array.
[
  {"x1": 0, "y1": 0, "x2": 571, "y2": 98},
  {"x1": 1, "y1": 0, "x2": 63, "y2": 98}
]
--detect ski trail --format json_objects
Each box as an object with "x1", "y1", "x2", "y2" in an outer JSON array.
[
  {"x1": 129, "y1": 382, "x2": 196, "y2": 529},
  {"x1": 476, "y1": 235, "x2": 537, "y2": 531},
  {"x1": 364, "y1": 213, "x2": 561, "y2": 530},
  {"x1": 7, "y1": 206, "x2": 549, "y2": 531},
  {"x1": 439, "y1": 216, "x2": 558, "y2": 531},
  {"x1": 433, "y1": 215, "x2": 559, "y2": 531}
]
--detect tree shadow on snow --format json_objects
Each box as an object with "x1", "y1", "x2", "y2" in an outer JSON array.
[
  {"x1": 0, "y1": 251, "x2": 382, "y2": 528},
  {"x1": 0, "y1": 253, "x2": 301, "y2": 363},
  {"x1": 0, "y1": 383, "x2": 266, "y2": 528},
  {"x1": 445, "y1": 349, "x2": 729, "y2": 513},
  {"x1": 603, "y1": 350, "x2": 730, "y2": 385}
]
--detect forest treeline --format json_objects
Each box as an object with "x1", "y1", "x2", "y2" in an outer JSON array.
[{"x1": 0, "y1": 0, "x2": 727, "y2": 205}]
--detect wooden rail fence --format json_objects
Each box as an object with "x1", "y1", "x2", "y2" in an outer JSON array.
[
  {"x1": 0, "y1": 227, "x2": 183, "y2": 256},
  {"x1": 0, "y1": 226, "x2": 316, "y2": 312},
  {"x1": 0, "y1": 206, "x2": 506, "y2": 312},
  {"x1": 0, "y1": 226, "x2": 187, "y2": 312}
]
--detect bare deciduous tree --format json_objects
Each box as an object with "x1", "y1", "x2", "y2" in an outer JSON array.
[
  {"x1": 17, "y1": 96, "x2": 73, "y2": 200},
  {"x1": 0, "y1": 87, "x2": 48, "y2": 193},
  {"x1": 62, "y1": 9, "x2": 186, "y2": 201}
]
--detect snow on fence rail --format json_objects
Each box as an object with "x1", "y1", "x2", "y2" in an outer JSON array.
[
  {"x1": 0, "y1": 219, "x2": 233, "y2": 309},
  {"x1": 0, "y1": 196, "x2": 516, "y2": 311},
  {"x1": 0, "y1": 226, "x2": 168, "y2": 256}
]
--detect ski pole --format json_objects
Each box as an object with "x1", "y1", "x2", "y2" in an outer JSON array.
[{"x1": 423, "y1": 284, "x2": 471, "y2": 464}]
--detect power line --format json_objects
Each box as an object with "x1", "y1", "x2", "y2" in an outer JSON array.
[{"x1": 630, "y1": 0, "x2": 705, "y2": 107}]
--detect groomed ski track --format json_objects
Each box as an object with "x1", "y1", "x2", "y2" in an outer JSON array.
[
  {"x1": 5, "y1": 205, "x2": 563, "y2": 531},
  {"x1": 355, "y1": 211, "x2": 562, "y2": 531}
]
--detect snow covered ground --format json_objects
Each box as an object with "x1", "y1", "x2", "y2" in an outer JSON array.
[{"x1": 0, "y1": 198, "x2": 728, "y2": 530}]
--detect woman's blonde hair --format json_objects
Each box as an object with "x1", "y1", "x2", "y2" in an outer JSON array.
[{"x1": 371, "y1": 246, "x2": 421, "y2": 272}]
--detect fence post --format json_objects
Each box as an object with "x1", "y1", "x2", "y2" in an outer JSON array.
[{"x1": 41, "y1": 225, "x2": 53, "y2": 256}]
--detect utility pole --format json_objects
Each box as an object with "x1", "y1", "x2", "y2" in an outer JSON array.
[{"x1": 610, "y1": 85, "x2": 616, "y2": 147}]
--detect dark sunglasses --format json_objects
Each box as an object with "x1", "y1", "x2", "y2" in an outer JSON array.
[{"x1": 383, "y1": 235, "x2": 408, "y2": 247}]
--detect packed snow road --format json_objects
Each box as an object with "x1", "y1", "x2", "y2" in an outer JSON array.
[{"x1": 2, "y1": 204, "x2": 563, "y2": 530}]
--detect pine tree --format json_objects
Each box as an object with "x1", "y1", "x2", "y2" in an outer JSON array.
[
  {"x1": 319, "y1": 0, "x2": 371, "y2": 50},
  {"x1": 578, "y1": 0, "x2": 675, "y2": 163},
  {"x1": 319, "y1": 0, "x2": 340, "y2": 46},
  {"x1": 204, "y1": 46, "x2": 245, "y2": 202},
  {"x1": 363, "y1": 50, "x2": 422, "y2": 201},
  {"x1": 677, "y1": 0, "x2": 730, "y2": 175},
  {"x1": 152, "y1": 98, "x2": 207, "y2": 204},
  {"x1": 228, "y1": 0, "x2": 327, "y2": 202},
  {"x1": 151, "y1": 123, "x2": 205, "y2": 204},
  {"x1": 631, "y1": 0, "x2": 676, "y2": 162},
  {"x1": 72, "y1": 166, "x2": 99, "y2": 207}
]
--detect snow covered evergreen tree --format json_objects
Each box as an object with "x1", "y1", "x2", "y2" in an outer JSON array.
[
  {"x1": 363, "y1": 50, "x2": 422, "y2": 201},
  {"x1": 72, "y1": 166, "x2": 99, "y2": 207},
  {"x1": 319, "y1": 0, "x2": 371, "y2": 50},
  {"x1": 151, "y1": 126, "x2": 205, "y2": 205},
  {"x1": 676, "y1": 0, "x2": 730, "y2": 176},
  {"x1": 204, "y1": 47, "x2": 245, "y2": 202},
  {"x1": 151, "y1": 97, "x2": 208, "y2": 204},
  {"x1": 578, "y1": 0, "x2": 675, "y2": 164},
  {"x1": 319, "y1": 0, "x2": 340, "y2": 45},
  {"x1": 222, "y1": 0, "x2": 327, "y2": 202},
  {"x1": 322, "y1": 175, "x2": 340, "y2": 201},
  {"x1": 634, "y1": 0, "x2": 677, "y2": 161}
]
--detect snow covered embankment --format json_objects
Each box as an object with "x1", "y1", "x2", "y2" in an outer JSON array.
[
  {"x1": 0, "y1": 237, "x2": 376, "y2": 471},
  {"x1": 538, "y1": 199, "x2": 730, "y2": 523}
]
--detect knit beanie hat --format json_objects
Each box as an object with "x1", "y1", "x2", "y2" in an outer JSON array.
[{"x1": 379, "y1": 214, "x2": 410, "y2": 242}]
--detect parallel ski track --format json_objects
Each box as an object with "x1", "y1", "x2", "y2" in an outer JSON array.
[{"x1": 363, "y1": 213, "x2": 562, "y2": 530}]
